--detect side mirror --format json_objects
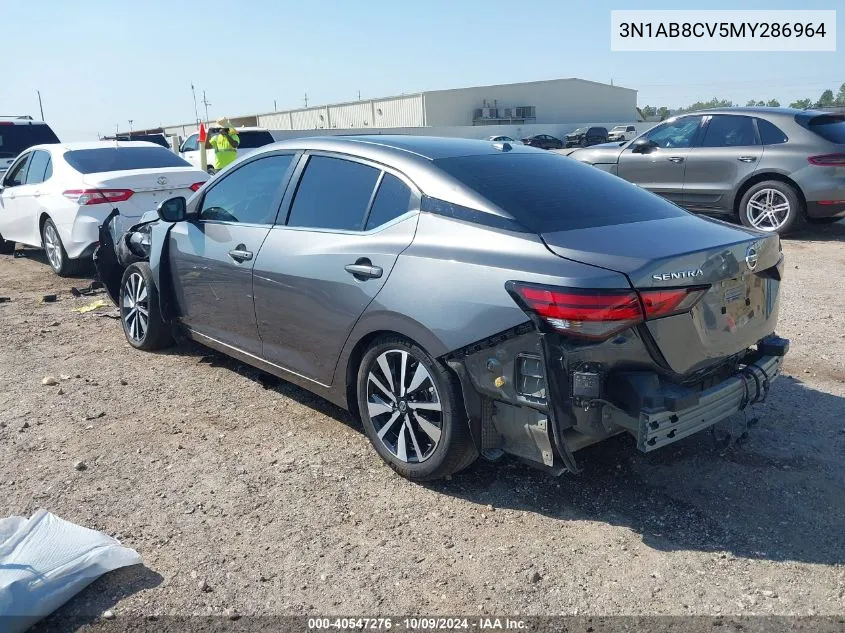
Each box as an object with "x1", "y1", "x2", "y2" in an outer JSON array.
[
  {"x1": 631, "y1": 138, "x2": 657, "y2": 154},
  {"x1": 157, "y1": 196, "x2": 187, "y2": 222}
]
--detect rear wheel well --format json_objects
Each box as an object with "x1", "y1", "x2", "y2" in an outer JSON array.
[
  {"x1": 38, "y1": 212, "x2": 51, "y2": 237},
  {"x1": 734, "y1": 173, "x2": 806, "y2": 217},
  {"x1": 344, "y1": 330, "x2": 463, "y2": 422}
]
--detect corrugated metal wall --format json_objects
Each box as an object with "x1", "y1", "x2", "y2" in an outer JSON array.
[
  {"x1": 290, "y1": 107, "x2": 329, "y2": 130},
  {"x1": 373, "y1": 95, "x2": 424, "y2": 127},
  {"x1": 257, "y1": 112, "x2": 293, "y2": 129},
  {"x1": 329, "y1": 102, "x2": 374, "y2": 128}
]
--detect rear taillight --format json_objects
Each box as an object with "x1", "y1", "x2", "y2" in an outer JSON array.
[
  {"x1": 189, "y1": 181, "x2": 205, "y2": 192},
  {"x1": 808, "y1": 153, "x2": 845, "y2": 166},
  {"x1": 62, "y1": 189, "x2": 134, "y2": 205},
  {"x1": 507, "y1": 282, "x2": 707, "y2": 340}
]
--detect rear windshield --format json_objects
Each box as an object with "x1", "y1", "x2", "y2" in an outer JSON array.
[
  {"x1": 64, "y1": 147, "x2": 190, "y2": 174},
  {"x1": 123, "y1": 135, "x2": 169, "y2": 148},
  {"x1": 798, "y1": 114, "x2": 845, "y2": 144},
  {"x1": 433, "y1": 152, "x2": 688, "y2": 232},
  {"x1": 0, "y1": 124, "x2": 60, "y2": 158},
  {"x1": 235, "y1": 131, "x2": 275, "y2": 149}
]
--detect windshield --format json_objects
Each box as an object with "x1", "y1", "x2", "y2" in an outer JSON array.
[
  {"x1": 571, "y1": 128, "x2": 587, "y2": 134},
  {"x1": 0, "y1": 124, "x2": 60, "y2": 158},
  {"x1": 434, "y1": 152, "x2": 688, "y2": 233},
  {"x1": 611, "y1": 126, "x2": 626, "y2": 132},
  {"x1": 64, "y1": 147, "x2": 191, "y2": 173}
]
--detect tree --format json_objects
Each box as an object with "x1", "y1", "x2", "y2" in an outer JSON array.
[
  {"x1": 657, "y1": 107, "x2": 671, "y2": 120},
  {"x1": 789, "y1": 98, "x2": 813, "y2": 109},
  {"x1": 679, "y1": 97, "x2": 734, "y2": 113},
  {"x1": 766, "y1": 99, "x2": 780, "y2": 107},
  {"x1": 641, "y1": 105, "x2": 658, "y2": 117},
  {"x1": 836, "y1": 83, "x2": 845, "y2": 106},
  {"x1": 816, "y1": 89, "x2": 835, "y2": 107},
  {"x1": 746, "y1": 99, "x2": 764, "y2": 106}
]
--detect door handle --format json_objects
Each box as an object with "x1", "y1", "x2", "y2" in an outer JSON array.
[
  {"x1": 667, "y1": 156, "x2": 685, "y2": 163},
  {"x1": 737, "y1": 156, "x2": 757, "y2": 163},
  {"x1": 345, "y1": 259, "x2": 383, "y2": 280},
  {"x1": 228, "y1": 245, "x2": 253, "y2": 263}
]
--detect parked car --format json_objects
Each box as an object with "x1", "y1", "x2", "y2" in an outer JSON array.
[
  {"x1": 564, "y1": 126, "x2": 609, "y2": 148},
  {"x1": 521, "y1": 134, "x2": 563, "y2": 150},
  {"x1": 110, "y1": 134, "x2": 170, "y2": 149},
  {"x1": 0, "y1": 141, "x2": 208, "y2": 275},
  {"x1": 95, "y1": 136, "x2": 788, "y2": 482},
  {"x1": 0, "y1": 116, "x2": 60, "y2": 177},
  {"x1": 486, "y1": 135, "x2": 523, "y2": 145},
  {"x1": 179, "y1": 127, "x2": 277, "y2": 173},
  {"x1": 566, "y1": 107, "x2": 845, "y2": 233},
  {"x1": 607, "y1": 125, "x2": 637, "y2": 142}
]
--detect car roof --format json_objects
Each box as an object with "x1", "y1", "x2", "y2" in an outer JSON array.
[
  {"x1": 675, "y1": 106, "x2": 831, "y2": 120},
  {"x1": 0, "y1": 116, "x2": 51, "y2": 125},
  {"x1": 27, "y1": 140, "x2": 163, "y2": 152},
  {"x1": 270, "y1": 135, "x2": 540, "y2": 160}
]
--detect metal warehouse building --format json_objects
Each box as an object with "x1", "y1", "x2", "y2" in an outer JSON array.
[{"x1": 157, "y1": 78, "x2": 637, "y2": 139}]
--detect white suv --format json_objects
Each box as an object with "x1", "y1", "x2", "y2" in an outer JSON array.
[
  {"x1": 179, "y1": 127, "x2": 278, "y2": 173},
  {"x1": 607, "y1": 125, "x2": 637, "y2": 142},
  {"x1": 0, "y1": 116, "x2": 60, "y2": 176}
]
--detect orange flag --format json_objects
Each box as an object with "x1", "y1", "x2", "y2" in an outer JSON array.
[{"x1": 198, "y1": 123, "x2": 207, "y2": 143}]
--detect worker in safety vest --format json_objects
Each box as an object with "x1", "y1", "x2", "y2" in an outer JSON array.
[{"x1": 205, "y1": 117, "x2": 240, "y2": 172}]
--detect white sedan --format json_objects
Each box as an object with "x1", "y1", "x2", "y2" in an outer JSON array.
[
  {"x1": 486, "y1": 135, "x2": 523, "y2": 145},
  {"x1": 0, "y1": 141, "x2": 209, "y2": 275}
]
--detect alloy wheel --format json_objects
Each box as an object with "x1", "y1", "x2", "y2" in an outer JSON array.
[
  {"x1": 746, "y1": 188, "x2": 791, "y2": 231},
  {"x1": 43, "y1": 223, "x2": 63, "y2": 271},
  {"x1": 122, "y1": 272, "x2": 149, "y2": 343},
  {"x1": 365, "y1": 349, "x2": 442, "y2": 463}
]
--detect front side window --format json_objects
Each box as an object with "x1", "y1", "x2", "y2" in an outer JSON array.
[
  {"x1": 644, "y1": 117, "x2": 703, "y2": 148},
  {"x1": 700, "y1": 115, "x2": 758, "y2": 147},
  {"x1": 181, "y1": 134, "x2": 199, "y2": 152},
  {"x1": 25, "y1": 150, "x2": 52, "y2": 185},
  {"x1": 287, "y1": 156, "x2": 380, "y2": 231},
  {"x1": 364, "y1": 173, "x2": 413, "y2": 231},
  {"x1": 200, "y1": 154, "x2": 294, "y2": 224},
  {"x1": 3, "y1": 153, "x2": 31, "y2": 187}
]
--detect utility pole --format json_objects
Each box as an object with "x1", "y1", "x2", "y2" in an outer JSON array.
[
  {"x1": 191, "y1": 83, "x2": 200, "y2": 126},
  {"x1": 201, "y1": 90, "x2": 212, "y2": 124},
  {"x1": 274, "y1": 99, "x2": 277, "y2": 111},
  {"x1": 304, "y1": 93, "x2": 308, "y2": 108},
  {"x1": 115, "y1": 124, "x2": 119, "y2": 136},
  {"x1": 358, "y1": 90, "x2": 361, "y2": 100},
  {"x1": 128, "y1": 120, "x2": 133, "y2": 134},
  {"x1": 37, "y1": 90, "x2": 45, "y2": 120}
]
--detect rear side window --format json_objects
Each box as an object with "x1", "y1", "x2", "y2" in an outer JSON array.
[
  {"x1": 287, "y1": 156, "x2": 380, "y2": 231},
  {"x1": 798, "y1": 114, "x2": 845, "y2": 143},
  {"x1": 700, "y1": 115, "x2": 758, "y2": 147},
  {"x1": 200, "y1": 154, "x2": 294, "y2": 224},
  {"x1": 237, "y1": 131, "x2": 275, "y2": 149},
  {"x1": 64, "y1": 147, "x2": 190, "y2": 173},
  {"x1": 756, "y1": 118, "x2": 788, "y2": 145},
  {"x1": 365, "y1": 173, "x2": 413, "y2": 230},
  {"x1": 433, "y1": 153, "x2": 688, "y2": 233},
  {"x1": 0, "y1": 124, "x2": 59, "y2": 159},
  {"x1": 25, "y1": 150, "x2": 52, "y2": 185}
]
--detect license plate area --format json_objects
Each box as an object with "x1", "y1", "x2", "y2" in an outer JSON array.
[{"x1": 719, "y1": 275, "x2": 766, "y2": 331}]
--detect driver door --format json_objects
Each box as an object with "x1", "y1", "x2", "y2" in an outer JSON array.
[
  {"x1": 0, "y1": 152, "x2": 34, "y2": 244},
  {"x1": 167, "y1": 152, "x2": 298, "y2": 355},
  {"x1": 616, "y1": 116, "x2": 704, "y2": 204}
]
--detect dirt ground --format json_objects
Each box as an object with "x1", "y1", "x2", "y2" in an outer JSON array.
[{"x1": 1, "y1": 221, "x2": 845, "y2": 631}]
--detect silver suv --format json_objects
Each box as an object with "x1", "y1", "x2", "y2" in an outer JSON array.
[
  {"x1": 0, "y1": 116, "x2": 60, "y2": 176},
  {"x1": 566, "y1": 107, "x2": 845, "y2": 234}
]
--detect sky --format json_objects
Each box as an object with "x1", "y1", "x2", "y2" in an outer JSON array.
[{"x1": 2, "y1": 0, "x2": 842, "y2": 141}]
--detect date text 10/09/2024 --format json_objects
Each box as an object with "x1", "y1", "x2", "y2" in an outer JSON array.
[{"x1": 307, "y1": 617, "x2": 528, "y2": 630}]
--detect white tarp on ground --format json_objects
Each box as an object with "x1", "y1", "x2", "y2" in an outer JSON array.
[{"x1": 0, "y1": 509, "x2": 141, "y2": 633}]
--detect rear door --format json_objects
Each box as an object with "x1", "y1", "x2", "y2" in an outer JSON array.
[
  {"x1": 682, "y1": 114, "x2": 763, "y2": 213},
  {"x1": 253, "y1": 153, "x2": 419, "y2": 385},
  {"x1": 168, "y1": 152, "x2": 298, "y2": 355},
  {"x1": 617, "y1": 116, "x2": 704, "y2": 204}
]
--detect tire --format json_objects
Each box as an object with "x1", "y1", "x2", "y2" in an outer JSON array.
[
  {"x1": 41, "y1": 218, "x2": 84, "y2": 276},
  {"x1": 119, "y1": 262, "x2": 173, "y2": 351},
  {"x1": 806, "y1": 216, "x2": 842, "y2": 225},
  {"x1": 356, "y1": 336, "x2": 478, "y2": 482},
  {"x1": 738, "y1": 181, "x2": 804, "y2": 234},
  {"x1": 0, "y1": 234, "x2": 14, "y2": 254}
]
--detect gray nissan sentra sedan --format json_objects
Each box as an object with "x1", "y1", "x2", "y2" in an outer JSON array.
[{"x1": 95, "y1": 135, "x2": 790, "y2": 482}]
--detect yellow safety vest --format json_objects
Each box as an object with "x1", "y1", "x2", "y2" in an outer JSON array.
[{"x1": 209, "y1": 130, "x2": 240, "y2": 170}]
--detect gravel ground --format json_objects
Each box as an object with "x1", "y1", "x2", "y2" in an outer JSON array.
[{"x1": 1, "y1": 221, "x2": 844, "y2": 631}]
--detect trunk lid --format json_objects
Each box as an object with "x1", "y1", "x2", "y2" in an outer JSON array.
[
  {"x1": 82, "y1": 167, "x2": 207, "y2": 220},
  {"x1": 542, "y1": 216, "x2": 783, "y2": 376}
]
